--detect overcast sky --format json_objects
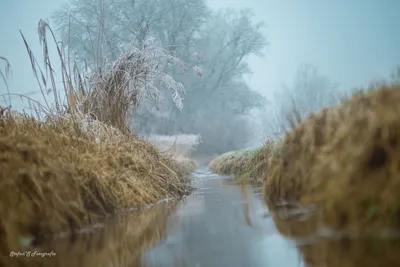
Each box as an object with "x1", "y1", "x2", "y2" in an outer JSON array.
[{"x1": 1, "y1": 0, "x2": 400, "y2": 107}]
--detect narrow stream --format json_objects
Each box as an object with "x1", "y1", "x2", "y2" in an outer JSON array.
[
  {"x1": 142, "y1": 171, "x2": 304, "y2": 267},
  {"x1": 6, "y1": 169, "x2": 400, "y2": 266}
]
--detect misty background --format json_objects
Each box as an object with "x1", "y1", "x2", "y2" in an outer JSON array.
[{"x1": 1, "y1": 0, "x2": 400, "y2": 155}]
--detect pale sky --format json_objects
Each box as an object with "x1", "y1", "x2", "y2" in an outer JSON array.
[{"x1": 1, "y1": 0, "x2": 400, "y2": 107}]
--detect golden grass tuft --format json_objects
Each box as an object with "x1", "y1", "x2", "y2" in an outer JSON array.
[
  {"x1": 264, "y1": 84, "x2": 400, "y2": 231},
  {"x1": 0, "y1": 112, "x2": 187, "y2": 253}
]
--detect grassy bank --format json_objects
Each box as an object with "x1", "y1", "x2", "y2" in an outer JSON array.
[
  {"x1": 208, "y1": 140, "x2": 282, "y2": 186},
  {"x1": 0, "y1": 19, "x2": 198, "y2": 254},
  {"x1": 264, "y1": 84, "x2": 400, "y2": 231},
  {"x1": 209, "y1": 82, "x2": 400, "y2": 233},
  {"x1": 208, "y1": 149, "x2": 256, "y2": 176},
  {"x1": 0, "y1": 112, "x2": 189, "y2": 253}
]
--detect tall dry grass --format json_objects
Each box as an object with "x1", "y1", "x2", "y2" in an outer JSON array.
[
  {"x1": 0, "y1": 113, "x2": 187, "y2": 253},
  {"x1": 239, "y1": 139, "x2": 284, "y2": 186},
  {"x1": 0, "y1": 15, "x2": 195, "y2": 255},
  {"x1": 264, "y1": 84, "x2": 400, "y2": 232}
]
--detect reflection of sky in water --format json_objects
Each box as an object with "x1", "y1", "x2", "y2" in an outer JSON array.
[
  {"x1": 255, "y1": 233, "x2": 306, "y2": 267},
  {"x1": 142, "y1": 178, "x2": 306, "y2": 267}
]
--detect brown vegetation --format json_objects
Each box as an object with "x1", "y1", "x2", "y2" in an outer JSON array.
[
  {"x1": 0, "y1": 113, "x2": 188, "y2": 255},
  {"x1": 242, "y1": 139, "x2": 283, "y2": 186},
  {"x1": 264, "y1": 84, "x2": 400, "y2": 231},
  {"x1": 208, "y1": 140, "x2": 282, "y2": 186},
  {"x1": 0, "y1": 18, "x2": 196, "y2": 256},
  {"x1": 208, "y1": 150, "x2": 252, "y2": 176}
]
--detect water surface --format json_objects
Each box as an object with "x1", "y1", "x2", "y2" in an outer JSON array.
[{"x1": 6, "y1": 170, "x2": 400, "y2": 267}]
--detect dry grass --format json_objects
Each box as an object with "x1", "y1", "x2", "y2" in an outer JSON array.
[
  {"x1": 264, "y1": 104, "x2": 344, "y2": 203},
  {"x1": 239, "y1": 139, "x2": 284, "y2": 186},
  {"x1": 208, "y1": 149, "x2": 256, "y2": 176},
  {"x1": 2, "y1": 201, "x2": 177, "y2": 267},
  {"x1": 146, "y1": 134, "x2": 202, "y2": 175},
  {"x1": 208, "y1": 140, "x2": 283, "y2": 187},
  {"x1": 264, "y1": 84, "x2": 400, "y2": 231},
  {"x1": 0, "y1": 16, "x2": 196, "y2": 254},
  {"x1": 0, "y1": 112, "x2": 188, "y2": 254}
]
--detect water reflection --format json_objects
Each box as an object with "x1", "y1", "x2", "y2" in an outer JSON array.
[
  {"x1": 5, "y1": 174, "x2": 398, "y2": 267},
  {"x1": 141, "y1": 177, "x2": 301, "y2": 267},
  {"x1": 3, "y1": 201, "x2": 177, "y2": 267},
  {"x1": 269, "y1": 203, "x2": 400, "y2": 267}
]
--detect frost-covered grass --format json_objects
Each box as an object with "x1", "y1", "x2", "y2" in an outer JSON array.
[
  {"x1": 208, "y1": 140, "x2": 282, "y2": 186},
  {"x1": 0, "y1": 17, "x2": 199, "y2": 255},
  {"x1": 208, "y1": 148, "x2": 257, "y2": 176},
  {"x1": 146, "y1": 134, "x2": 202, "y2": 175}
]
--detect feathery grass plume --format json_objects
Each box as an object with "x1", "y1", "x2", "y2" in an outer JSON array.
[
  {"x1": 1, "y1": 13, "x2": 197, "y2": 254},
  {"x1": 82, "y1": 35, "x2": 195, "y2": 132},
  {"x1": 20, "y1": 16, "x2": 202, "y2": 132}
]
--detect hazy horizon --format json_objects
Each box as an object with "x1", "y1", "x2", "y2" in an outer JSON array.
[{"x1": 1, "y1": 0, "x2": 399, "y2": 117}]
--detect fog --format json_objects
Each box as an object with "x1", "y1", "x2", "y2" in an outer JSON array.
[{"x1": 1, "y1": 0, "x2": 400, "y2": 154}]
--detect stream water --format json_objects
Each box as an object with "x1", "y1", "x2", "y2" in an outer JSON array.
[{"x1": 6, "y1": 169, "x2": 400, "y2": 267}]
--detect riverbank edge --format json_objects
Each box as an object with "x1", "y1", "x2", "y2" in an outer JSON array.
[{"x1": 0, "y1": 112, "x2": 192, "y2": 253}]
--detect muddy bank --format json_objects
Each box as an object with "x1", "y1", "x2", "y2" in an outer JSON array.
[
  {"x1": 0, "y1": 113, "x2": 189, "y2": 255},
  {"x1": 2, "y1": 201, "x2": 177, "y2": 267},
  {"x1": 265, "y1": 84, "x2": 400, "y2": 231}
]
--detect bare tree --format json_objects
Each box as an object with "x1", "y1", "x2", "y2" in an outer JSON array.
[{"x1": 264, "y1": 63, "x2": 339, "y2": 137}]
